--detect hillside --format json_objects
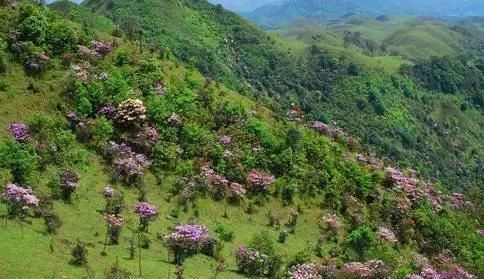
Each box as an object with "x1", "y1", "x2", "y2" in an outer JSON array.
[
  {"x1": 79, "y1": 0, "x2": 484, "y2": 195},
  {"x1": 0, "y1": 2, "x2": 482, "y2": 279}
]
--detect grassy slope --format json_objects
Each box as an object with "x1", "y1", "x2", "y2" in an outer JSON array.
[{"x1": 0, "y1": 41, "x2": 327, "y2": 279}]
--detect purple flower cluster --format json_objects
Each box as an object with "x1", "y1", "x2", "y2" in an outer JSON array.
[
  {"x1": 59, "y1": 169, "x2": 80, "y2": 190},
  {"x1": 3, "y1": 183, "x2": 39, "y2": 208},
  {"x1": 108, "y1": 141, "x2": 151, "y2": 178},
  {"x1": 286, "y1": 109, "x2": 305, "y2": 122},
  {"x1": 77, "y1": 41, "x2": 113, "y2": 59},
  {"x1": 167, "y1": 112, "x2": 182, "y2": 127},
  {"x1": 385, "y1": 167, "x2": 444, "y2": 211},
  {"x1": 407, "y1": 264, "x2": 475, "y2": 279},
  {"x1": 103, "y1": 186, "x2": 116, "y2": 198},
  {"x1": 356, "y1": 154, "x2": 383, "y2": 169},
  {"x1": 219, "y1": 134, "x2": 232, "y2": 146},
  {"x1": 98, "y1": 105, "x2": 117, "y2": 119},
  {"x1": 154, "y1": 81, "x2": 166, "y2": 96},
  {"x1": 289, "y1": 263, "x2": 324, "y2": 279},
  {"x1": 134, "y1": 202, "x2": 157, "y2": 219},
  {"x1": 235, "y1": 245, "x2": 270, "y2": 276},
  {"x1": 201, "y1": 165, "x2": 246, "y2": 198},
  {"x1": 340, "y1": 260, "x2": 387, "y2": 279},
  {"x1": 105, "y1": 213, "x2": 124, "y2": 229},
  {"x1": 247, "y1": 170, "x2": 275, "y2": 190},
  {"x1": 312, "y1": 121, "x2": 349, "y2": 139},
  {"x1": 322, "y1": 213, "x2": 342, "y2": 234},
  {"x1": 91, "y1": 40, "x2": 113, "y2": 58},
  {"x1": 450, "y1": 193, "x2": 472, "y2": 210},
  {"x1": 8, "y1": 123, "x2": 29, "y2": 142},
  {"x1": 166, "y1": 222, "x2": 214, "y2": 251},
  {"x1": 71, "y1": 62, "x2": 91, "y2": 84},
  {"x1": 376, "y1": 227, "x2": 398, "y2": 244}
]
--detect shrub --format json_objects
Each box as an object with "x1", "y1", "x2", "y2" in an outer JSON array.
[
  {"x1": 58, "y1": 169, "x2": 80, "y2": 201},
  {"x1": 278, "y1": 230, "x2": 288, "y2": 244},
  {"x1": 166, "y1": 222, "x2": 216, "y2": 264},
  {"x1": 215, "y1": 223, "x2": 234, "y2": 242},
  {"x1": 235, "y1": 245, "x2": 271, "y2": 277},
  {"x1": 105, "y1": 258, "x2": 133, "y2": 279},
  {"x1": 347, "y1": 226, "x2": 376, "y2": 258},
  {"x1": 70, "y1": 240, "x2": 88, "y2": 266},
  {"x1": 0, "y1": 140, "x2": 40, "y2": 184}
]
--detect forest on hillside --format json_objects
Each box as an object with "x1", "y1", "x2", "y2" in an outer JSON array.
[{"x1": 0, "y1": 0, "x2": 482, "y2": 278}]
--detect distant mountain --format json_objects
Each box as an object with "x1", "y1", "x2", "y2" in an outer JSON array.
[
  {"x1": 208, "y1": 0, "x2": 276, "y2": 12},
  {"x1": 246, "y1": 0, "x2": 484, "y2": 28}
]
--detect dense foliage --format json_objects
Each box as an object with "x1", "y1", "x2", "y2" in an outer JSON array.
[{"x1": 0, "y1": 2, "x2": 481, "y2": 278}]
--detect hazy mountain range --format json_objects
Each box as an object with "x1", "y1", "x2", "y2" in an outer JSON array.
[{"x1": 243, "y1": 0, "x2": 484, "y2": 28}]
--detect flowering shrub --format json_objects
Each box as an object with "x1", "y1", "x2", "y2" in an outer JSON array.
[
  {"x1": 9, "y1": 123, "x2": 30, "y2": 142},
  {"x1": 3, "y1": 183, "x2": 39, "y2": 216},
  {"x1": 107, "y1": 141, "x2": 151, "y2": 182},
  {"x1": 77, "y1": 41, "x2": 113, "y2": 59},
  {"x1": 219, "y1": 134, "x2": 232, "y2": 145},
  {"x1": 235, "y1": 245, "x2": 271, "y2": 277},
  {"x1": 103, "y1": 186, "x2": 116, "y2": 198},
  {"x1": 289, "y1": 262, "x2": 326, "y2": 279},
  {"x1": 98, "y1": 105, "x2": 117, "y2": 119},
  {"x1": 247, "y1": 170, "x2": 275, "y2": 191},
  {"x1": 200, "y1": 165, "x2": 246, "y2": 200},
  {"x1": 115, "y1": 99, "x2": 147, "y2": 126},
  {"x1": 339, "y1": 260, "x2": 388, "y2": 279},
  {"x1": 322, "y1": 213, "x2": 342, "y2": 235},
  {"x1": 154, "y1": 81, "x2": 166, "y2": 96},
  {"x1": 59, "y1": 169, "x2": 80, "y2": 200},
  {"x1": 91, "y1": 40, "x2": 113, "y2": 58},
  {"x1": 134, "y1": 202, "x2": 157, "y2": 231},
  {"x1": 376, "y1": 227, "x2": 398, "y2": 244},
  {"x1": 166, "y1": 222, "x2": 216, "y2": 264},
  {"x1": 167, "y1": 112, "x2": 182, "y2": 127},
  {"x1": 104, "y1": 214, "x2": 124, "y2": 244},
  {"x1": 407, "y1": 264, "x2": 476, "y2": 279},
  {"x1": 450, "y1": 193, "x2": 472, "y2": 210}
]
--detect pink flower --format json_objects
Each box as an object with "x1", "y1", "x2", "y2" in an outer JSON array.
[
  {"x1": 376, "y1": 227, "x2": 398, "y2": 243},
  {"x1": 105, "y1": 214, "x2": 124, "y2": 229},
  {"x1": 134, "y1": 202, "x2": 157, "y2": 219},
  {"x1": 3, "y1": 183, "x2": 39, "y2": 208},
  {"x1": 322, "y1": 213, "x2": 342, "y2": 234},
  {"x1": 219, "y1": 134, "x2": 232, "y2": 145},
  {"x1": 8, "y1": 123, "x2": 29, "y2": 142},
  {"x1": 167, "y1": 112, "x2": 182, "y2": 127},
  {"x1": 103, "y1": 186, "x2": 116, "y2": 198},
  {"x1": 247, "y1": 170, "x2": 275, "y2": 190}
]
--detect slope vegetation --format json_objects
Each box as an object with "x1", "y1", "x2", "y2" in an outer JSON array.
[{"x1": 0, "y1": 2, "x2": 482, "y2": 279}]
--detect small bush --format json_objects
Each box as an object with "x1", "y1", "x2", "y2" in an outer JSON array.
[
  {"x1": 70, "y1": 240, "x2": 88, "y2": 266},
  {"x1": 215, "y1": 224, "x2": 234, "y2": 242}
]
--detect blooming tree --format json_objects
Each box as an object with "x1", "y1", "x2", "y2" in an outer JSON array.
[
  {"x1": 376, "y1": 227, "x2": 398, "y2": 244},
  {"x1": 134, "y1": 202, "x2": 157, "y2": 232},
  {"x1": 235, "y1": 245, "x2": 271, "y2": 277},
  {"x1": 107, "y1": 141, "x2": 151, "y2": 182},
  {"x1": 104, "y1": 214, "x2": 124, "y2": 245},
  {"x1": 115, "y1": 99, "x2": 147, "y2": 126},
  {"x1": 166, "y1": 222, "x2": 216, "y2": 264},
  {"x1": 289, "y1": 263, "x2": 323, "y2": 279},
  {"x1": 59, "y1": 169, "x2": 80, "y2": 201},
  {"x1": 247, "y1": 170, "x2": 275, "y2": 191},
  {"x1": 322, "y1": 213, "x2": 342, "y2": 235},
  {"x1": 2, "y1": 183, "x2": 39, "y2": 217}
]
